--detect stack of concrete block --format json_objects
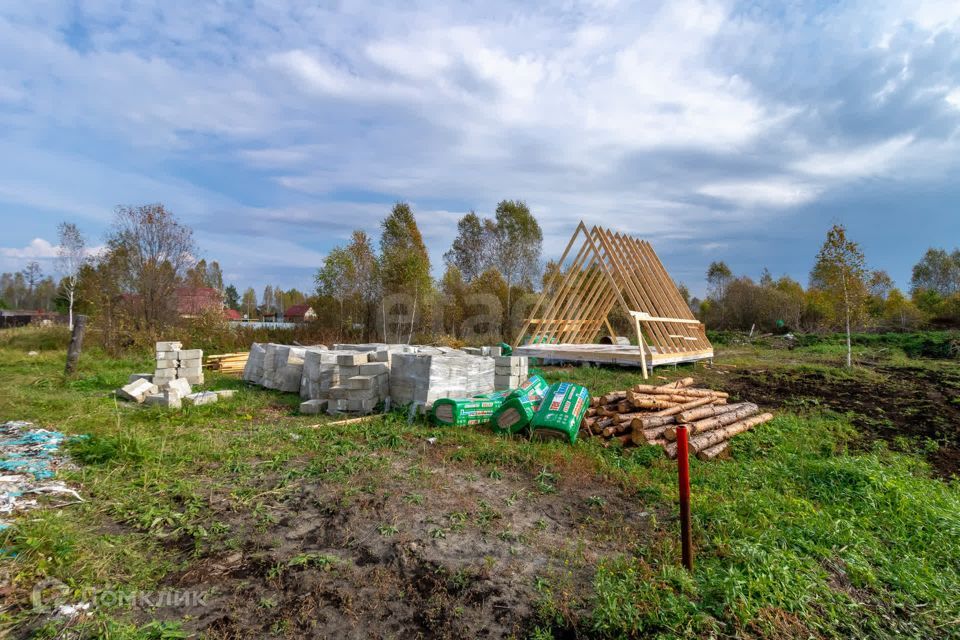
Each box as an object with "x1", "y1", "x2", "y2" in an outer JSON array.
[
  {"x1": 494, "y1": 355, "x2": 529, "y2": 391},
  {"x1": 153, "y1": 341, "x2": 204, "y2": 388},
  {"x1": 463, "y1": 345, "x2": 503, "y2": 357},
  {"x1": 332, "y1": 343, "x2": 413, "y2": 366},
  {"x1": 177, "y1": 348, "x2": 204, "y2": 385},
  {"x1": 390, "y1": 349, "x2": 495, "y2": 409},
  {"x1": 117, "y1": 377, "x2": 159, "y2": 403},
  {"x1": 299, "y1": 348, "x2": 340, "y2": 400},
  {"x1": 153, "y1": 341, "x2": 182, "y2": 388},
  {"x1": 260, "y1": 344, "x2": 306, "y2": 392},
  {"x1": 298, "y1": 349, "x2": 391, "y2": 415},
  {"x1": 242, "y1": 342, "x2": 266, "y2": 384}
]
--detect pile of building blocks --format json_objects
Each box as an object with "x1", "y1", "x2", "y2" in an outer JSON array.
[
  {"x1": 390, "y1": 348, "x2": 496, "y2": 409},
  {"x1": 116, "y1": 342, "x2": 237, "y2": 409},
  {"x1": 243, "y1": 342, "x2": 498, "y2": 416},
  {"x1": 152, "y1": 341, "x2": 204, "y2": 388},
  {"x1": 462, "y1": 345, "x2": 503, "y2": 357},
  {"x1": 494, "y1": 355, "x2": 530, "y2": 391},
  {"x1": 300, "y1": 349, "x2": 390, "y2": 415},
  {"x1": 260, "y1": 344, "x2": 308, "y2": 392}
]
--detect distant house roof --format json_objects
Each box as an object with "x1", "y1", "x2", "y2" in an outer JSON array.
[
  {"x1": 176, "y1": 287, "x2": 222, "y2": 316},
  {"x1": 224, "y1": 308, "x2": 242, "y2": 321},
  {"x1": 284, "y1": 304, "x2": 314, "y2": 320}
]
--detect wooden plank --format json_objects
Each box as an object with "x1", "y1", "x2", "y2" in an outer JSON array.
[
  {"x1": 609, "y1": 231, "x2": 682, "y2": 354},
  {"x1": 514, "y1": 220, "x2": 586, "y2": 347}
]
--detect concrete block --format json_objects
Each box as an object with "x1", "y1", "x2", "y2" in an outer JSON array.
[
  {"x1": 328, "y1": 385, "x2": 350, "y2": 399},
  {"x1": 145, "y1": 389, "x2": 182, "y2": 409},
  {"x1": 347, "y1": 386, "x2": 378, "y2": 400},
  {"x1": 359, "y1": 362, "x2": 389, "y2": 375},
  {"x1": 183, "y1": 391, "x2": 218, "y2": 406},
  {"x1": 155, "y1": 359, "x2": 178, "y2": 369},
  {"x1": 337, "y1": 353, "x2": 367, "y2": 366},
  {"x1": 347, "y1": 397, "x2": 378, "y2": 412},
  {"x1": 178, "y1": 358, "x2": 202, "y2": 369},
  {"x1": 299, "y1": 399, "x2": 327, "y2": 415},
  {"x1": 144, "y1": 393, "x2": 165, "y2": 406},
  {"x1": 215, "y1": 389, "x2": 236, "y2": 400},
  {"x1": 118, "y1": 378, "x2": 158, "y2": 403},
  {"x1": 327, "y1": 398, "x2": 348, "y2": 414},
  {"x1": 156, "y1": 351, "x2": 179, "y2": 361},
  {"x1": 370, "y1": 350, "x2": 390, "y2": 363},
  {"x1": 347, "y1": 375, "x2": 375, "y2": 390},
  {"x1": 128, "y1": 373, "x2": 154, "y2": 384},
  {"x1": 156, "y1": 341, "x2": 182, "y2": 352},
  {"x1": 168, "y1": 378, "x2": 192, "y2": 397},
  {"x1": 180, "y1": 373, "x2": 204, "y2": 385},
  {"x1": 177, "y1": 366, "x2": 203, "y2": 376},
  {"x1": 337, "y1": 365, "x2": 360, "y2": 378},
  {"x1": 178, "y1": 349, "x2": 203, "y2": 360}
]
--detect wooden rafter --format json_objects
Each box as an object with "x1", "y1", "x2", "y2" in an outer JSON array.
[{"x1": 515, "y1": 222, "x2": 713, "y2": 375}]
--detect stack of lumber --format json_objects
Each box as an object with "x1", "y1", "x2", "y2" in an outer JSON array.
[
  {"x1": 206, "y1": 352, "x2": 249, "y2": 375},
  {"x1": 580, "y1": 377, "x2": 772, "y2": 460}
]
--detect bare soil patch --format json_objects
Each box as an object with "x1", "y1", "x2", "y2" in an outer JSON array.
[
  {"x1": 141, "y1": 451, "x2": 662, "y2": 638},
  {"x1": 715, "y1": 364, "x2": 960, "y2": 478}
]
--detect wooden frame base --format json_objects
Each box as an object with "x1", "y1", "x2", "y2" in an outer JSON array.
[{"x1": 514, "y1": 343, "x2": 713, "y2": 371}]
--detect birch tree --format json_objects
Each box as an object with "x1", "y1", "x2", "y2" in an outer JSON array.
[
  {"x1": 56, "y1": 222, "x2": 87, "y2": 329},
  {"x1": 810, "y1": 224, "x2": 867, "y2": 368}
]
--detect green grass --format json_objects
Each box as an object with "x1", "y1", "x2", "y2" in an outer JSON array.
[{"x1": 1, "y1": 328, "x2": 959, "y2": 638}]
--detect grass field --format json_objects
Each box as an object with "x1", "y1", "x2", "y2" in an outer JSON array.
[{"x1": 1, "y1": 327, "x2": 959, "y2": 639}]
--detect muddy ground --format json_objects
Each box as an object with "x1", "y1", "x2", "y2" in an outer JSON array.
[
  {"x1": 142, "y1": 451, "x2": 663, "y2": 639},
  {"x1": 712, "y1": 362, "x2": 960, "y2": 478}
]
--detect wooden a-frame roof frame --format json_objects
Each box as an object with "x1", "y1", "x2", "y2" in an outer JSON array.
[{"x1": 515, "y1": 222, "x2": 712, "y2": 374}]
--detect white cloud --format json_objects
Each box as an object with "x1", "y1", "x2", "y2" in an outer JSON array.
[
  {"x1": 0, "y1": 238, "x2": 59, "y2": 260},
  {"x1": 791, "y1": 135, "x2": 915, "y2": 178},
  {"x1": 947, "y1": 88, "x2": 960, "y2": 109},
  {"x1": 698, "y1": 179, "x2": 821, "y2": 208}
]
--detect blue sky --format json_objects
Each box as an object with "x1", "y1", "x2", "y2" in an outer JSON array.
[{"x1": 0, "y1": 1, "x2": 958, "y2": 298}]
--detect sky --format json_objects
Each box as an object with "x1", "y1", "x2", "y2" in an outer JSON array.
[{"x1": 0, "y1": 1, "x2": 958, "y2": 298}]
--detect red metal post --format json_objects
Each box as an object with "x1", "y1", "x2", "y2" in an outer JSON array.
[{"x1": 676, "y1": 424, "x2": 694, "y2": 571}]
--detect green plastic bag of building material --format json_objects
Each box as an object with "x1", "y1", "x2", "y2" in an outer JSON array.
[
  {"x1": 508, "y1": 375, "x2": 549, "y2": 402},
  {"x1": 491, "y1": 375, "x2": 551, "y2": 435},
  {"x1": 432, "y1": 396, "x2": 506, "y2": 426},
  {"x1": 529, "y1": 382, "x2": 590, "y2": 444},
  {"x1": 491, "y1": 395, "x2": 539, "y2": 435}
]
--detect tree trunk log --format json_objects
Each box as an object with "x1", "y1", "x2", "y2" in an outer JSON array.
[
  {"x1": 688, "y1": 404, "x2": 758, "y2": 435},
  {"x1": 696, "y1": 442, "x2": 730, "y2": 461},
  {"x1": 633, "y1": 423, "x2": 672, "y2": 445},
  {"x1": 655, "y1": 376, "x2": 695, "y2": 390},
  {"x1": 677, "y1": 401, "x2": 752, "y2": 424},
  {"x1": 633, "y1": 414, "x2": 676, "y2": 430},
  {"x1": 666, "y1": 412, "x2": 773, "y2": 458},
  {"x1": 665, "y1": 404, "x2": 758, "y2": 441},
  {"x1": 653, "y1": 396, "x2": 714, "y2": 417},
  {"x1": 64, "y1": 314, "x2": 87, "y2": 376}
]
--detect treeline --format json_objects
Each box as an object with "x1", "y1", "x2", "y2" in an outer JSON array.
[
  {"x1": 5, "y1": 201, "x2": 960, "y2": 355},
  {"x1": 313, "y1": 200, "x2": 542, "y2": 343},
  {"x1": 0, "y1": 263, "x2": 58, "y2": 312},
  {"x1": 696, "y1": 226, "x2": 960, "y2": 333}
]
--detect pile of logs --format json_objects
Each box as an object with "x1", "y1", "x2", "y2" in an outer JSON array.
[{"x1": 581, "y1": 377, "x2": 773, "y2": 460}]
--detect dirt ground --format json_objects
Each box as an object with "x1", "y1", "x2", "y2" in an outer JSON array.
[
  {"x1": 143, "y1": 451, "x2": 662, "y2": 639},
  {"x1": 714, "y1": 363, "x2": 960, "y2": 478}
]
